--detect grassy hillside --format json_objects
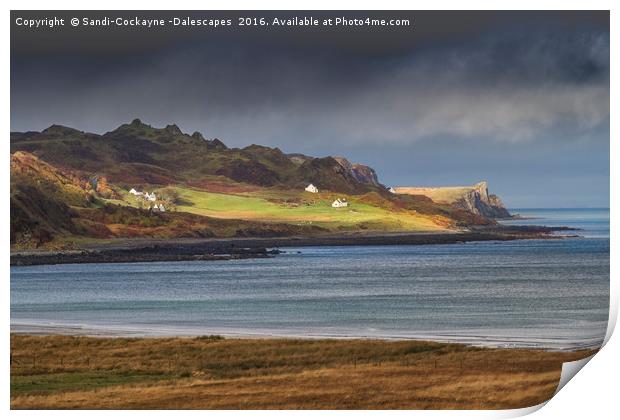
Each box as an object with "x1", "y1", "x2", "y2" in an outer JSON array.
[
  {"x1": 108, "y1": 185, "x2": 452, "y2": 232},
  {"x1": 10, "y1": 119, "x2": 382, "y2": 194},
  {"x1": 10, "y1": 120, "x2": 495, "y2": 249},
  {"x1": 10, "y1": 151, "x2": 93, "y2": 247},
  {"x1": 10, "y1": 152, "x2": 329, "y2": 249},
  {"x1": 11, "y1": 151, "x2": 466, "y2": 249},
  {"x1": 394, "y1": 186, "x2": 475, "y2": 204}
]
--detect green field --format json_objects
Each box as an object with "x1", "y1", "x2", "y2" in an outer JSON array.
[
  {"x1": 108, "y1": 185, "x2": 450, "y2": 232},
  {"x1": 394, "y1": 186, "x2": 474, "y2": 204},
  {"x1": 174, "y1": 187, "x2": 448, "y2": 231}
]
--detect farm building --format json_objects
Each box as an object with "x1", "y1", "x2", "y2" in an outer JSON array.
[
  {"x1": 150, "y1": 203, "x2": 166, "y2": 212},
  {"x1": 332, "y1": 198, "x2": 348, "y2": 208},
  {"x1": 129, "y1": 188, "x2": 140, "y2": 195},
  {"x1": 305, "y1": 183, "x2": 318, "y2": 193}
]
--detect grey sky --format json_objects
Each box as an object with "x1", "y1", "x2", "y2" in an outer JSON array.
[{"x1": 11, "y1": 11, "x2": 609, "y2": 207}]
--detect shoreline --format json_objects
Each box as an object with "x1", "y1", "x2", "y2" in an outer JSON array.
[
  {"x1": 10, "y1": 321, "x2": 601, "y2": 352},
  {"x1": 10, "y1": 225, "x2": 578, "y2": 266}
]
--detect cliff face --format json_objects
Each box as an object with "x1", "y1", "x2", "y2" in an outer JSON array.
[
  {"x1": 393, "y1": 181, "x2": 511, "y2": 219},
  {"x1": 332, "y1": 157, "x2": 381, "y2": 187},
  {"x1": 350, "y1": 163, "x2": 380, "y2": 186},
  {"x1": 453, "y1": 182, "x2": 511, "y2": 219}
]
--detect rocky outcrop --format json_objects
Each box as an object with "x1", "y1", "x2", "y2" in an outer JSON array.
[
  {"x1": 286, "y1": 153, "x2": 382, "y2": 190},
  {"x1": 332, "y1": 157, "x2": 381, "y2": 187},
  {"x1": 452, "y1": 182, "x2": 511, "y2": 219},
  {"x1": 394, "y1": 181, "x2": 511, "y2": 219},
  {"x1": 350, "y1": 163, "x2": 380, "y2": 186},
  {"x1": 209, "y1": 138, "x2": 227, "y2": 150},
  {"x1": 287, "y1": 153, "x2": 313, "y2": 165},
  {"x1": 164, "y1": 124, "x2": 183, "y2": 136}
]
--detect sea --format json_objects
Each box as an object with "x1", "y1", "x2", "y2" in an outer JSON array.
[{"x1": 10, "y1": 208, "x2": 610, "y2": 350}]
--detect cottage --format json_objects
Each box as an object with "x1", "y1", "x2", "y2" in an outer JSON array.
[
  {"x1": 144, "y1": 192, "x2": 157, "y2": 202},
  {"x1": 332, "y1": 198, "x2": 348, "y2": 208},
  {"x1": 388, "y1": 187, "x2": 396, "y2": 194},
  {"x1": 129, "y1": 188, "x2": 140, "y2": 195},
  {"x1": 305, "y1": 183, "x2": 318, "y2": 193},
  {"x1": 158, "y1": 204, "x2": 166, "y2": 212}
]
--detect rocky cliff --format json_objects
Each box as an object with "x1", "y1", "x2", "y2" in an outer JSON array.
[
  {"x1": 332, "y1": 157, "x2": 381, "y2": 187},
  {"x1": 394, "y1": 181, "x2": 511, "y2": 219},
  {"x1": 452, "y1": 182, "x2": 511, "y2": 219}
]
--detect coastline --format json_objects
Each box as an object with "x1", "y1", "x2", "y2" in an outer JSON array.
[
  {"x1": 10, "y1": 225, "x2": 578, "y2": 266},
  {"x1": 10, "y1": 212, "x2": 605, "y2": 409},
  {"x1": 10, "y1": 321, "x2": 602, "y2": 352}
]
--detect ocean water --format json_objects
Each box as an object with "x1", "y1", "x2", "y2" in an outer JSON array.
[
  {"x1": 503, "y1": 208, "x2": 610, "y2": 239},
  {"x1": 11, "y1": 208, "x2": 609, "y2": 350}
]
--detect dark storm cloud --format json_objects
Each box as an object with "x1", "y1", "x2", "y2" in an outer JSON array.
[{"x1": 10, "y1": 11, "x2": 609, "y2": 206}]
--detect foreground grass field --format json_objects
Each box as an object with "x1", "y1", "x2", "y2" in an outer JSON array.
[{"x1": 11, "y1": 335, "x2": 595, "y2": 409}]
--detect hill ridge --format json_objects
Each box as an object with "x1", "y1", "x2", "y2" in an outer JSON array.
[{"x1": 11, "y1": 119, "x2": 383, "y2": 194}]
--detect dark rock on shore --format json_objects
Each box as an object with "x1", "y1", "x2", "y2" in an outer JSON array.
[
  {"x1": 10, "y1": 225, "x2": 577, "y2": 267},
  {"x1": 11, "y1": 246, "x2": 276, "y2": 266}
]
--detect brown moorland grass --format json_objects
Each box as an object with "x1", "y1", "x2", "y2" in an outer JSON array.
[{"x1": 10, "y1": 335, "x2": 596, "y2": 409}]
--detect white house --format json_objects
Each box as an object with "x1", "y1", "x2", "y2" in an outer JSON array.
[
  {"x1": 144, "y1": 192, "x2": 157, "y2": 202},
  {"x1": 332, "y1": 198, "x2": 348, "y2": 208},
  {"x1": 388, "y1": 187, "x2": 396, "y2": 194},
  {"x1": 158, "y1": 204, "x2": 166, "y2": 212},
  {"x1": 129, "y1": 188, "x2": 140, "y2": 195},
  {"x1": 305, "y1": 183, "x2": 318, "y2": 193}
]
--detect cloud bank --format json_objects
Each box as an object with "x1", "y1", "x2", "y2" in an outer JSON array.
[{"x1": 11, "y1": 11, "x2": 609, "y2": 206}]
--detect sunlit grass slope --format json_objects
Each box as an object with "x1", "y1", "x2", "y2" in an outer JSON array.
[
  {"x1": 149, "y1": 186, "x2": 450, "y2": 231},
  {"x1": 394, "y1": 186, "x2": 474, "y2": 204}
]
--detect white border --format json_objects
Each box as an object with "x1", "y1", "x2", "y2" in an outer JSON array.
[{"x1": 3, "y1": 2, "x2": 616, "y2": 420}]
